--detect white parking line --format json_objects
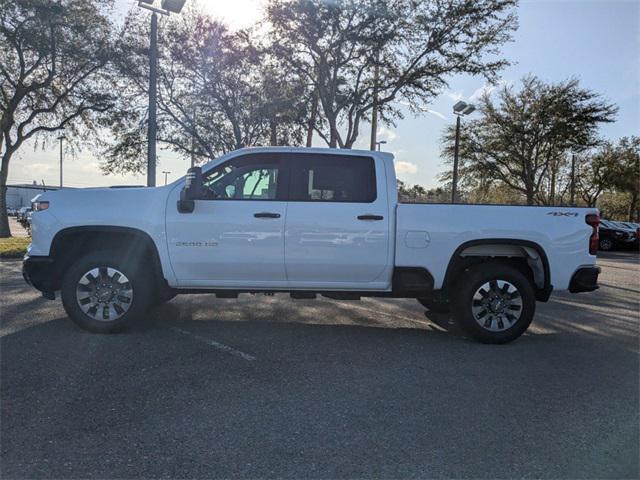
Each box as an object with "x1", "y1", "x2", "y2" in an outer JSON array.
[{"x1": 168, "y1": 326, "x2": 256, "y2": 361}]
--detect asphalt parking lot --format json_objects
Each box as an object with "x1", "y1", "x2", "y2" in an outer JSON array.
[{"x1": 1, "y1": 252, "x2": 638, "y2": 479}]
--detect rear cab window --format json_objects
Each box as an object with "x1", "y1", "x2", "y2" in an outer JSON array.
[{"x1": 286, "y1": 154, "x2": 377, "y2": 203}]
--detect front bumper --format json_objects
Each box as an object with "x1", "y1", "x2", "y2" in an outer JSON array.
[
  {"x1": 569, "y1": 266, "x2": 600, "y2": 293},
  {"x1": 22, "y1": 255, "x2": 56, "y2": 299}
]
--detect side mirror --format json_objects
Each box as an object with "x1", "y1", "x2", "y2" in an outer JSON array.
[{"x1": 177, "y1": 166, "x2": 203, "y2": 214}]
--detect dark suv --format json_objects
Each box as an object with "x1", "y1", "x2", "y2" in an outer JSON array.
[{"x1": 598, "y1": 220, "x2": 637, "y2": 251}]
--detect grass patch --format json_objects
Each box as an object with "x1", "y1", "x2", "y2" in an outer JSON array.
[{"x1": 0, "y1": 237, "x2": 30, "y2": 259}]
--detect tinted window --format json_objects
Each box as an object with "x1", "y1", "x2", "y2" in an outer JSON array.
[
  {"x1": 203, "y1": 155, "x2": 283, "y2": 200},
  {"x1": 288, "y1": 154, "x2": 376, "y2": 203}
]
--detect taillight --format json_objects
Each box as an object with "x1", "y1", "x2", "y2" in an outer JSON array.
[{"x1": 586, "y1": 214, "x2": 600, "y2": 255}]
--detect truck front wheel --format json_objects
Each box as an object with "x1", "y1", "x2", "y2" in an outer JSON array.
[
  {"x1": 451, "y1": 263, "x2": 536, "y2": 344},
  {"x1": 61, "y1": 251, "x2": 153, "y2": 333}
]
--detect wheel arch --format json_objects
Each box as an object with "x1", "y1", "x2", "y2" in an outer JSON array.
[
  {"x1": 442, "y1": 239, "x2": 552, "y2": 302},
  {"x1": 48, "y1": 226, "x2": 167, "y2": 292}
]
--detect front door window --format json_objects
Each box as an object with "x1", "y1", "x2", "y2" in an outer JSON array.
[{"x1": 203, "y1": 155, "x2": 282, "y2": 200}]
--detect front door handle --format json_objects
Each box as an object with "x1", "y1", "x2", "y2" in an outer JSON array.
[
  {"x1": 254, "y1": 212, "x2": 281, "y2": 219},
  {"x1": 357, "y1": 214, "x2": 384, "y2": 221}
]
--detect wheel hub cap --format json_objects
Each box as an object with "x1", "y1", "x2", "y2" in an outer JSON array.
[
  {"x1": 76, "y1": 267, "x2": 133, "y2": 322},
  {"x1": 471, "y1": 280, "x2": 523, "y2": 332}
]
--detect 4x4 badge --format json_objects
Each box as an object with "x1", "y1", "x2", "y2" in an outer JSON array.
[{"x1": 547, "y1": 212, "x2": 579, "y2": 217}]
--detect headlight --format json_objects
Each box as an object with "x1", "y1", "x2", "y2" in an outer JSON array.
[{"x1": 33, "y1": 201, "x2": 49, "y2": 211}]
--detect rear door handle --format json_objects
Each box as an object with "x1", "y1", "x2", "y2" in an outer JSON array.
[
  {"x1": 357, "y1": 214, "x2": 384, "y2": 221},
  {"x1": 254, "y1": 212, "x2": 281, "y2": 219}
]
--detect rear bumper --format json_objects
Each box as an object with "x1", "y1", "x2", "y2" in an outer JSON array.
[
  {"x1": 569, "y1": 266, "x2": 600, "y2": 293},
  {"x1": 22, "y1": 255, "x2": 56, "y2": 299}
]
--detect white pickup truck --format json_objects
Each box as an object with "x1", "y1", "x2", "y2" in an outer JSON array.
[{"x1": 24, "y1": 147, "x2": 601, "y2": 343}]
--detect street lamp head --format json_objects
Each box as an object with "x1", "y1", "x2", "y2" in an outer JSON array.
[
  {"x1": 138, "y1": 0, "x2": 185, "y2": 15},
  {"x1": 462, "y1": 104, "x2": 476, "y2": 115},
  {"x1": 453, "y1": 100, "x2": 476, "y2": 116},
  {"x1": 453, "y1": 101, "x2": 468, "y2": 114},
  {"x1": 161, "y1": 0, "x2": 186, "y2": 13}
]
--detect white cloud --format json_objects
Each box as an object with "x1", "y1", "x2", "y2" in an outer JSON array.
[
  {"x1": 30, "y1": 163, "x2": 54, "y2": 173},
  {"x1": 398, "y1": 100, "x2": 447, "y2": 121},
  {"x1": 395, "y1": 160, "x2": 418, "y2": 175},
  {"x1": 445, "y1": 90, "x2": 464, "y2": 102},
  {"x1": 377, "y1": 126, "x2": 398, "y2": 141},
  {"x1": 469, "y1": 80, "x2": 512, "y2": 102},
  {"x1": 75, "y1": 160, "x2": 102, "y2": 173},
  {"x1": 425, "y1": 109, "x2": 446, "y2": 120}
]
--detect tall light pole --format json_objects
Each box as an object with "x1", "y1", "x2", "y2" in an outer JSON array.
[
  {"x1": 137, "y1": 0, "x2": 186, "y2": 187},
  {"x1": 376, "y1": 140, "x2": 387, "y2": 151},
  {"x1": 57, "y1": 134, "x2": 66, "y2": 189},
  {"x1": 369, "y1": 51, "x2": 381, "y2": 151},
  {"x1": 451, "y1": 101, "x2": 476, "y2": 204},
  {"x1": 162, "y1": 171, "x2": 171, "y2": 185},
  {"x1": 570, "y1": 153, "x2": 577, "y2": 206}
]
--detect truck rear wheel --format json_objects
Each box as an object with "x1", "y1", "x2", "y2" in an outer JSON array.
[
  {"x1": 451, "y1": 263, "x2": 535, "y2": 344},
  {"x1": 61, "y1": 251, "x2": 153, "y2": 333}
]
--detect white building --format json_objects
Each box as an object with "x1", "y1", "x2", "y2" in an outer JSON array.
[{"x1": 6, "y1": 183, "x2": 61, "y2": 209}]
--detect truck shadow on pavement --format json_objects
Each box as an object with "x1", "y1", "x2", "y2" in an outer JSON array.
[{"x1": 2, "y1": 296, "x2": 638, "y2": 480}]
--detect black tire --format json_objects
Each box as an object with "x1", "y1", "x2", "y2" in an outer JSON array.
[
  {"x1": 417, "y1": 297, "x2": 450, "y2": 313},
  {"x1": 450, "y1": 263, "x2": 536, "y2": 344},
  {"x1": 61, "y1": 251, "x2": 153, "y2": 333},
  {"x1": 598, "y1": 238, "x2": 613, "y2": 251}
]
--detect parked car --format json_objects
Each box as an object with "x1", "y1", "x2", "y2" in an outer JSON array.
[
  {"x1": 6, "y1": 207, "x2": 16, "y2": 217},
  {"x1": 24, "y1": 211, "x2": 33, "y2": 235},
  {"x1": 16, "y1": 207, "x2": 31, "y2": 224},
  {"x1": 23, "y1": 147, "x2": 601, "y2": 344},
  {"x1": 616, "y1": 221, "x2": 640, "y2": 249},
  {"x1": 598, "y1": 220, "x2": 637, "y2": 251}
]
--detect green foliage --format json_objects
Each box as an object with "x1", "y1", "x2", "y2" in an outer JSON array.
[
  {"x1": 101, "y1": 7, "x2": 312, "y2": 175},
  {"x1": 397, "y1": 179, "x2": 451, "y2": 203},
  {"x1": 607, "y1": 136, "x2": 639, "y2": 221},
  {"x1": 440, "y1": 76, "x2": 618, "y2": 205},
  {"x1": 266, "y1": 0, "x2": 518, "y2": 148},
  {"x1": 0, "y1": 0, "x2": 117, "y2": 236},
  {"x1": 576, "y1": 143, "x2": 620, "y2": 207}
]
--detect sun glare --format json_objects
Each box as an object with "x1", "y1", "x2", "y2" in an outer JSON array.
[{"x1": 196, "y1": 0, "x2": 265, "y2": 30}]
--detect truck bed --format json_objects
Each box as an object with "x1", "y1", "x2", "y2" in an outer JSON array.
[{"x1": 395, "y1": 203, "x2": 598, "y2": 291}]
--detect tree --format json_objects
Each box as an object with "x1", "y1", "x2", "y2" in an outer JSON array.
[
  {"x1": 102, "y1": 7, "x2": 311, "y2": 175},
  {"x1": 397, "y1": 179, "x2": 426, "y2": 202},
  {"x1": 609, "y1": 136, "x2": 639, "y2": 221},
  {"x1": 266, "y1": 0, "x2": 518, "y2": 149},
  {"x1": 576, "y1": 145, "x2": 618, "y2": 207},
  {"x1": 440, "y1": 76, "x2": 617, "y2": 205},
  {"x1": 0, "y1": 0, "x2": 116, "y2": 237}
]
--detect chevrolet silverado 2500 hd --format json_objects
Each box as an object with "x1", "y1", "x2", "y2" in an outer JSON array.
[{"x1": 23, "y1": 147, "x2": 601, "y2": 343}]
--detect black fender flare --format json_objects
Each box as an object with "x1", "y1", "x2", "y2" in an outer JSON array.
[
  {"x1": 442, "y1": 238, "x2": 552, "y2": 301},
  {"x1": 50, "y1": 225, "x2": 166, "y2": 284}
]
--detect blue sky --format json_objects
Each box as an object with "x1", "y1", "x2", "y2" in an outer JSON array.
[{"x1": 9, "y1": 0, "x2": 639, "y2": 188}]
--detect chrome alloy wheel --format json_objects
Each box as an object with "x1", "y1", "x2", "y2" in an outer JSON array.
[
  {"x1": 76, "y1": 267, "x2": 133, "y2": 321},
  {"x1": 471, "y1": 280, "x2": 523, "y2": 332}
]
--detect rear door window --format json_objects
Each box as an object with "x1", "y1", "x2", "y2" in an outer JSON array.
[{"x1": 287, "y1": 154, "x2": 376, "y2": 203}]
